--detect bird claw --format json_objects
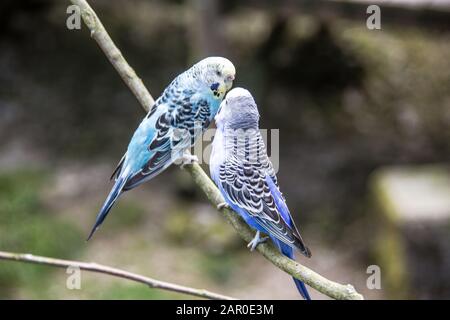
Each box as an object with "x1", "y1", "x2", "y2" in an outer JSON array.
[
  {"x1": 217, "y1": 202, "x2": 230, "y2": 210},
  {"x1": 247, "y1": 231, "x2": 268, "y2": 251},
  {"x1": 180, "y1": 153, "x2": 199, "y2": 169}
]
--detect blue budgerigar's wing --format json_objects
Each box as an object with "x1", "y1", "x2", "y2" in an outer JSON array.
[
  {"x1": 218, "y1": 133, "x2": 311, "y2": 257},
  {"x1": 122, "y1": 87, "x2": 211, "y2": 191},
  {"x1": 90, "y1": 82, "x2": 197, "y2": 238},
  {"x1": 123, "y1": 112, "x2": 189, "y2": 190},
  {"x1": 110, "y1": 154, "x2": 126, "y2": 180},
  {"x1": 90, "y1": 76, "x2": 215, "y2": 239}
]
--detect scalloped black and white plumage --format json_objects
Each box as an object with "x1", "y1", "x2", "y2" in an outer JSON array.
[{"x1": 210, "y1": 87, "x2": 311, "y2": 299}]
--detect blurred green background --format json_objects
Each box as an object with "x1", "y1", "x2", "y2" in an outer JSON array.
[{"x1": 0, "y1": 0, "x2": 449, "y2": 299}]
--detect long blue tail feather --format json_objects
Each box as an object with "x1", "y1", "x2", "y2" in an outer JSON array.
[
  {"x1": 87, "y1": 174, "x2": 129, "y2": 240},
  {"x1": 278, "y1": 240, "x2": 311, "y2": 300}
]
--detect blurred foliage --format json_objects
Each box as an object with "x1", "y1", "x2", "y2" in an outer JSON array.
[
  {"x1": 197, "y1": 252, "x2": 236, "y2": 284},
  {"x1": 0, "y1": 170, "x2": 194, "y2": 299},
  {"x1": 76, "y1": 282, "x2": 178, "y2": 300},
  {"x1": 164, "y1": 206, "x2": 240, "y2": 253},
  {"x1": 0, "y1": 170, "x2": 83, "y2": 298},
  {"x1": 100, "y1": 200, "x2": 147, "y2": 233}
]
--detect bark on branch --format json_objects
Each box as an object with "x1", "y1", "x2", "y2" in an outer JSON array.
[
  {"x1": 69, "y1": 0, "x2": 363, "y2": 300},
  {"x1": 0, "y1": 251, "x2": 235, "y2": 300}
]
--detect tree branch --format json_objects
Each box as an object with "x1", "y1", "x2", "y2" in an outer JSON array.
[
  {"x1": 0, "y1": 250, "x2": 235, "y2": 300},
  {"x1": 69, "y1": 0, "x2": 363, "y2": 300}
]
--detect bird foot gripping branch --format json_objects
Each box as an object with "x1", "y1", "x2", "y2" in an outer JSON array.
[
  {"x1": 247, "y1": 231, "x2": 269, "y2": 252},
  {"x1": 179, "y1": 150, "x2": 199, "y2": 169},
  {"x1": 217, "y1": 202, "x2": 230, "y2": 210}
]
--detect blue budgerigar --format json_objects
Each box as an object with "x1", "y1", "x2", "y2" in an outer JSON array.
[
  {"x1": 88, "y1": 57, "x2": 236, "y2": 240},
  {"x1": 210, "y1": 88, "x2": 312, "y2": 299}
]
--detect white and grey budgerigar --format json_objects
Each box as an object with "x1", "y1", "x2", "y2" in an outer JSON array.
[
  {"x1": 88, "y1": 57, "x2": 236, "y2": 240},
  {"x1": 210, "y1": 88, "x2": 312, "y2": 299}
]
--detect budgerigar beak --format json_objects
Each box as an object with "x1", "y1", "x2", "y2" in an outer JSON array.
[{"x1": 217, "y1": 81, "x2": 233, "y2": 98}]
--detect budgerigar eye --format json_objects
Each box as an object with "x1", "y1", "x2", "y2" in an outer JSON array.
[{"x1": 216, "y1": 71, "x2": 222, "y2": 77}]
